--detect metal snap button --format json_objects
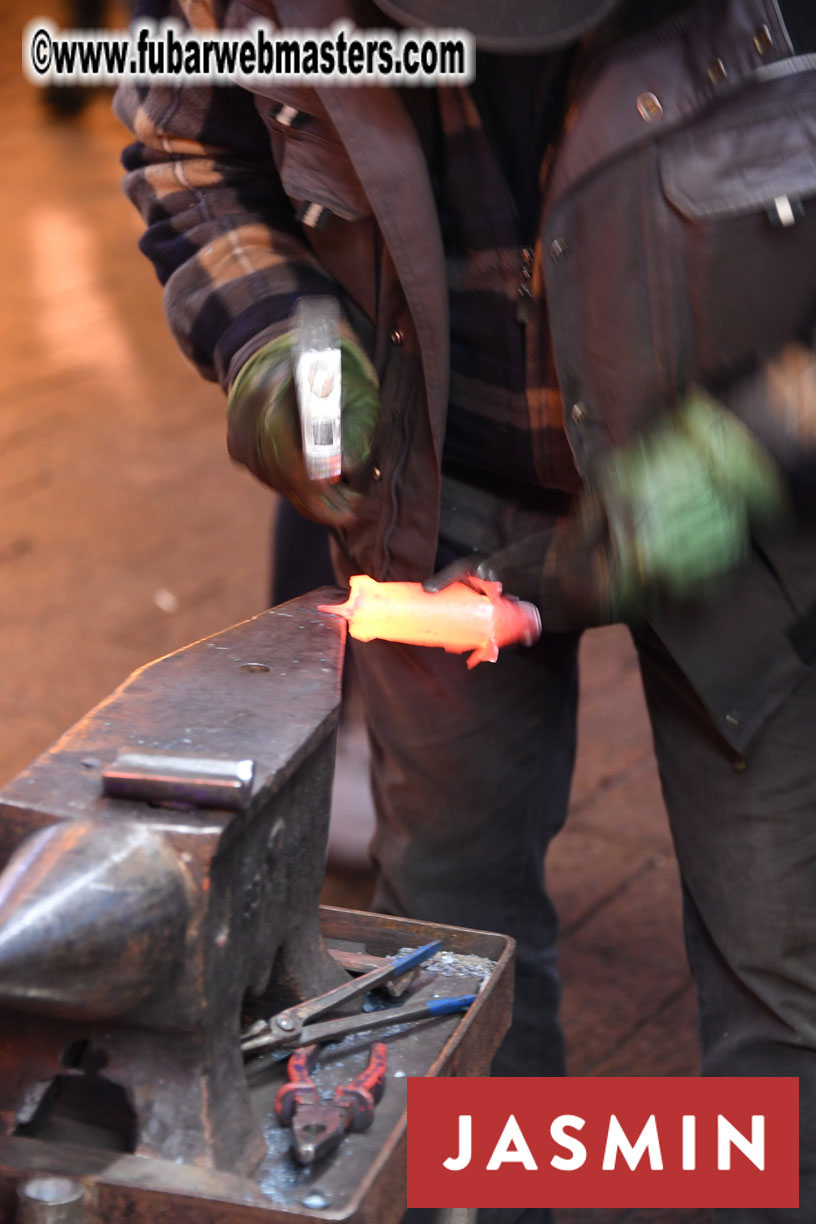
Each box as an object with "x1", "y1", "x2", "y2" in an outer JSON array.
[
  {"x1": 753, "y1": 24, "x2": 773, "y2": 55},
  {"x1": 636, "y1": 92, "x2": 663, "y2": 123},
  {"x1": 390, "y1": 328, "x2": 404, "y2": 346},
  {"x1": 549, "y1": 237, "x2": 570, "y2": 262},
  {"x1": 708, "y1": 58, "x2": 728, "y2": 84}
]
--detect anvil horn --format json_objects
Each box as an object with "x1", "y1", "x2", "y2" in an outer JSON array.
[{"x1": 0, "y1": 820, "x2": 191, "y2": 1020}]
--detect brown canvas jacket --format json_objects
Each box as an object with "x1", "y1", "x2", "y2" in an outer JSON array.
[{"x1": 117, "y1": 0, "x2": 816, "y2": 751}]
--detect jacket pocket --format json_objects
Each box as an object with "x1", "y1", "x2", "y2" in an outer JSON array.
[
  {"x1": 659, "y1": 83, "x2": 816, "y2": 378},
  {"x1": 252, "y1": 87, "x2": 372, "y2": 224},
  {"x1": 278, "y1": 138, "x2": 371, "y2": 224},
  {"x1": 661, "y1": 97, "x2": 816, "y2": 222}
]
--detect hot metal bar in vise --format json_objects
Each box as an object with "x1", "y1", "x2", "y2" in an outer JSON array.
[{"x1": 102, "y1": 751, "x2": 255, "y2": 810}]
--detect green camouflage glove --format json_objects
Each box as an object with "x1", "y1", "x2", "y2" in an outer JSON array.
[
  {"x1": 425, "y1": 391, "x2": 789, "y2": 631},
  {"x1": 227, "y1": 330, "x2": 380, "y2": 527},
  {"x1": 602, "y1": 389, "x2": 789, "y2": 614}
]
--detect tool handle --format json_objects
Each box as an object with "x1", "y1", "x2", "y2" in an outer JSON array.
[
  {"x1": 348, "y1": 1042, "x2": 388, "y2": 1104},
  {"x1": 425, "y1": 994, "x2": 478, "y2": 1016},
  {"x1": 275, "y1": 1044, "x2": 320, "y2": 1124},
  {"x1": 388, "y1": 940, "x2": 442, "y2": 978},
  {"x1": 335, "y1": 1043, "x2": 388, "y2": 1132},
  {"x1": 292, "y1": 991, "x2": 477, "y2": 1046}
]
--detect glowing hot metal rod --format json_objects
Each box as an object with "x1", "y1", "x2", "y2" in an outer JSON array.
[{"x1": 319, "y1": 575, "x2": 541, "y2": 668}]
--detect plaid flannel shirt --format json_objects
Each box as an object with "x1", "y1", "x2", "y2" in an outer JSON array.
[
  {"x1": 434, "y1": 79, "x2": 582, "y2": 495},
  {"x1": 115, "y1": 0, "x2": 342, "y2": 390},
  {"x1": 117, "y1": 0, "x2": 583, "y2": 498}
]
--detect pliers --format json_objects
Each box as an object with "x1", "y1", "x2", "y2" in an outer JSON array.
[
  {"x1": 242, "y1": 939, "x2": 475, "y2": 1057},
  {"x1": 275, "y1": 1041, "x2": 388, "y2": 1164}
]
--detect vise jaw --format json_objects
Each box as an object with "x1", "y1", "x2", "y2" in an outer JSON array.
[{"x1": 0, "y1": 591, "x2": 348, "y2": 1176}]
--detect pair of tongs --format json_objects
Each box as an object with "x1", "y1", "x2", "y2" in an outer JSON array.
[{"x1": 241, "y1": 939, "x2": 475, "y2": 1058}]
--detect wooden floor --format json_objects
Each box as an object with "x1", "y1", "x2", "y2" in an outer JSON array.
[{"x1": 2, "y1": 5, "x2": 705, "y2": 1220}]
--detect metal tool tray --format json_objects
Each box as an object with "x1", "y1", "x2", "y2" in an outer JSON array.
[{"x1": 0, "y1": 906, "x2": 513, "y2": 1224}]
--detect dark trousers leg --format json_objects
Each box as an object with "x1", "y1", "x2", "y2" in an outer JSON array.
[
  {"x1": 635, "y1": 625, "x2": 816, "y2": 1223},
  {"x1": 334, "y1": 476, "x2": 580, "y2": 1224},
  {"x1": 348, "y1": 627, "x2": 579, "y2": 1224},
  {"x1": 270, "y1": 499, "x2": 334, "y2": 606}
]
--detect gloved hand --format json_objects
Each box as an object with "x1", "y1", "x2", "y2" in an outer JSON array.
[
  {"x1": 426, "y1": 391, "x2": 790, "y2": 629},
  {"x1": 227, "y1": 329, "x2": 380, "y2": 526},
  {"x1": 424, "y1": 495, "x2": 613, "y2": 631},
  {"x1": 602, "y1": 389, "x2": 789, "y2": 612}
]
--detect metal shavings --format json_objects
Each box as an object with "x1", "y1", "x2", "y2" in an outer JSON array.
[
  {"x1": 301, "y1": 1191, "x2": 330, "y2": 1209},
  {"x1": 395, "y1": 947, "x2": 496, "y2": 981}
]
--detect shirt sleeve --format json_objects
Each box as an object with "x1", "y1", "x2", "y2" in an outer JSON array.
[{"x1": 114, "y1": 0, "x2": 338, "y2": 388}]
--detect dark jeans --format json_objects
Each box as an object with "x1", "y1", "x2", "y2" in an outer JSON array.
[
  {"x1": 270, "y1": 499, "x2": 334, "y2": 606},
  {"x1": 335, "y1": 477, "x2": 816, "y2": 1224}
]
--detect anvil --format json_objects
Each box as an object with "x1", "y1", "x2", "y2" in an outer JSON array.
[{"x1": 0, "y1": 590, "x2": 350, "y2": 1176}]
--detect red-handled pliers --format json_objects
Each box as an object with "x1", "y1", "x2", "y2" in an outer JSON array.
[{"x1": 275, "y1": 1041, "x2": 388, "y2": 1164}]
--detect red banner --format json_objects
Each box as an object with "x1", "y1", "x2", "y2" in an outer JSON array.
[{"x1": 407, "y1": 1077, "x2": 798, "y2": 1209}]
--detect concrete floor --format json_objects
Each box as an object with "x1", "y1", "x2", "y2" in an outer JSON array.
[{"x1": 2, "y1": 6, "x2": 705, "y2": 1221}]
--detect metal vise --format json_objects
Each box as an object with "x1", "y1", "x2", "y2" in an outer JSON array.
[{"x1": 0, "y1": 592, "x2": 348, "y2": 1176}]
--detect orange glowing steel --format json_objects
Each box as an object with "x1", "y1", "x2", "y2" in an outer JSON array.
[{"x1": 319, "y1": 575, "x2": 541, "y2": 668}]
